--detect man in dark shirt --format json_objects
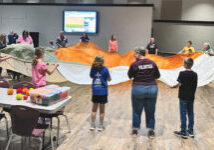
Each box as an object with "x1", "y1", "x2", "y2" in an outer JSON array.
[
  {"x1": 146, "y1": 38, "x2": 158, "y2": 55},
  {"x1": 172, "y1": 57, "x2": 198, "y2": 139},
  {"x1": 128, "y1": 47, "x2": 160, "y2": 138},
  {"x1": 80, "y1": 33, "x2": 90, "y2": 42},
  {"x1": 56, "y1": 31, "x2": 68, "y2": 48}
]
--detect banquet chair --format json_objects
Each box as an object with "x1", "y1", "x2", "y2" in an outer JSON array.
[
  {"x1": 0, "y1": 79, "x2": 9, "y2": 138},
  {"x1": 53, "y1": 109, "x2": 71, "y2": 146},
  {"x1": 0, "y1": 79, "x2": 10, "y2": 88},
  {"x1": 13, "y1": 81, "x2": 34, "y2": 89},
  {"x1": 13, "y1": 82, "x2": 70, "y2": 146},
  {"x1": 38, "y1": 85, "x2": 71, "y2": 146},
  {"x1": 40, "y1": 107, "x2": 71, "y2": 146},
  {"x1": 5, "y1": 105, "x2": 54, "y2": 150}
]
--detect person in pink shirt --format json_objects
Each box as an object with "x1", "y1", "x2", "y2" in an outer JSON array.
[
  {"x1": 17, "y1": 30, "x2": 34, "y2": 45},
  {"x1": 108, "y1": 35, "x2": 118, "y2": 53},
  {"x1": 32, "y1": 47, "x2": 58, "y2": 88}
]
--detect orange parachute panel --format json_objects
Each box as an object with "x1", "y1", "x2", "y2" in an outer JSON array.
[{"x1": 55, "y1": 42, "x2": 203, "y2": 69}]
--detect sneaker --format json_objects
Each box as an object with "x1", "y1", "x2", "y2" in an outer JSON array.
[
  {"x1": 90, "y1": 122, "x2": 96, "y2": 131},
  {"x1": 187, "y1": 130, "x2": 194, "y2": 138},
  {"x1": 148, "y1": 130, "x2": 155, "y2": 139},
  {"x1": 131, "y1": 130, "x2": 138, "y2": 137},
  {"x1": 97, "y1": 123, "x2": 105, "y2": 132},
  {"x1": 174, "y1": 131, "x2": 188, "y2": 139}
]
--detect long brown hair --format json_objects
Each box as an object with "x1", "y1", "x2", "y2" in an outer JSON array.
[
  {"x1": 0, "y1": 34, "x2": 6, "y2": 44},
  {"x1": 111, "y1": 35, "x2": 116, "y2": 41},
  {"x1": 92, "y1": 54, "x2": 104, "y2": 69},
  {"x1": 32, "y1": 47, "x2": 45, "y2": 67}
]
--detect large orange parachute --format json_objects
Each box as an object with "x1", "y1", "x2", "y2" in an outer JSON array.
[{"x1": 56, "y1": 42, "x2": 203, "y2": 69}]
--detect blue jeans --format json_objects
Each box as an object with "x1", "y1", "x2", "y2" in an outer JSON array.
[
  {"x1": 131, "y1": 85, "x2": 158, "y2": 130},
  {"x1": 179, "y1": 99, "x2": 194, "y2": 131}
]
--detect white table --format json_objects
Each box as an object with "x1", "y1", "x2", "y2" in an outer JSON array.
[{"x1": 0, "y1": 88, "x2": 72, "y2": 114}]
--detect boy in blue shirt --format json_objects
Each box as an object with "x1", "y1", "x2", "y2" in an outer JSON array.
[
  {"x1": 90, "y1": 54, "x2": 111, "y2": 131},
  {"x1": 172, "y1": 58, "x2": 198, "y2": 138}
]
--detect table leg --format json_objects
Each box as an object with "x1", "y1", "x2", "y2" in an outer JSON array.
[
  {"x1": 56, "y1": 116, "x2": 60, "y2": 146},
  {"x1": 42, "y1": 117, "x2": 45, "y2": 149}
]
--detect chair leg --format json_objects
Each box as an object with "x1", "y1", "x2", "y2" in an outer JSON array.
[
  {"x1": 38, "y1": 137, "x2": 43, "y2": 150},
  {"x1": 42, "y1": 131, "x2": 45, "y2": 149},
  {"x1": 62, "y1": 114, "x2": 71, "y2": 133},
  {"x1": 26, "y1": 137, "x2": 31, "y2": 148},
  {"x1": 21, "y1": 137, "x2": 24, "y2": 150},
  {"x1": 50, "y1": 118, "x2": 53, "y2": 129},
  {"x1": 56, "y1": 116, "x2": 60, "y2": 146},
  {"x1": 42, "y1": 117, "x2": 46, "y2": 149},
  {"x1": 32, "y1": 137, "x2": 43, "y2": 150},
  {"x1": 5, "y1": 134, "x2": 13, "y2": 150},
  {"x1": 3, "y1": 116, "x2": 9, "y2": 139},
  {"x1": 28, "y1": 137, "x2": 32, "y2": 144},
  {"x1": 49, "y1": 127, "x2": 55, "y2": 150}
]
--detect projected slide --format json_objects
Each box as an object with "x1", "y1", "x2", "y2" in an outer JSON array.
[{"x1": 64, "y1": 11, "x2": 98, "y2": 33}]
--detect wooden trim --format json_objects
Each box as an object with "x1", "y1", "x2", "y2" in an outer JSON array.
[
  {"x1": 0, "y1": 3, "x2": 154, "y2": 7},
  {"x1": 154, "y1": 19, "x2": 214, "y2": 25}
]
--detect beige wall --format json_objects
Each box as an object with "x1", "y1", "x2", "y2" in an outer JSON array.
[
  {"x1": 151, "y1": 0, "x2": 214, "y2": 53},
  {"x1": 152, "y1": 0, "x2": 214, "y2": 20},
  {"x1": 0, "y1": 5, "x2": 153, "y2": 54},
  {"x1": 2, "y1": 0, "x2": 214, "y2": 53},
  {"x1": 181, "y1": 0, "x2": 214, "y2": 21},
  {"x1": 154, "y1": 23, "x2": 214, "y2": 53}
]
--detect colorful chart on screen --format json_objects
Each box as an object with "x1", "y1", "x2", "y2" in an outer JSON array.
[{"x1": 64, "y1": 11, "x2": 98, "y2": 33}]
